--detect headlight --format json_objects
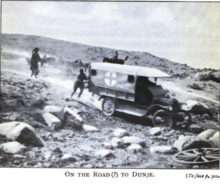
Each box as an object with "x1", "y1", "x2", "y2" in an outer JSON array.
[{"x1": 168, "y1": 105, "x2": 173, "y2": 111}]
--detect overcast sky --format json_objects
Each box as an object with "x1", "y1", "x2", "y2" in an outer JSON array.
[{"x1": 2, "y1": 1, "x2": 220, "y2": 69}]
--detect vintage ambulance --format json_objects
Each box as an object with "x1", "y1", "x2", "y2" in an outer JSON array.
[{"x1": 88, "y1": 62, "x2": 192, "y2": 129}]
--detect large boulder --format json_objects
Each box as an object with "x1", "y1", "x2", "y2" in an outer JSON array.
[
  {"x1": 0, "y1": 122, "x2": 44, "y2": 147},
  {"x1": 173, "y1": 130, "x2": 216, "y2": 151},
  {"x1": 181, "y1": 100, "x2": 212, "y2": 115},
  {"x1": 173, "y1": 135, "x2": 195, "y2": 151},
  {"x1": 194, "y1": 71, "x2": 213, "y2": 81},
  {"x1": 43, "y1": 106, "x2": 65, "y2": 120},
  {"x1": 0, "y1": 141, "x2": 26, "y2": 154},
  {"x1": 208, "y1": 132, "x2": 219, "y2": 148},
  {"x1": 183, "y1": 139, "x2": 211, "y2": 150},
  {"x1": 197, "y1": 129, "x2": 216, "y2": 141},
  {"x1": 42, "y1": 113, "x2": 62, "y2": 130},
  {"x1": 210, "y1": 71, "x2": 220, "y2": 83}
]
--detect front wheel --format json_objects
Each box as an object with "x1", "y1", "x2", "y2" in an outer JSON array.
[
  {"x1": 102, "y1": 98, "x2": 115, "y2": 116},
  {"x1": 152, "y1": 110, "x2": 174, "y2": 128}
]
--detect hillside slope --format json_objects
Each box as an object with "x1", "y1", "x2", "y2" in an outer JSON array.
[{"x1": 1, "y1": 33, "x2": 202, "y2": 76}]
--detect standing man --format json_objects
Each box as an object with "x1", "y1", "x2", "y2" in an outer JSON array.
[
  {"x1": 113, "y1": 51, "x2": 118, "y2": 61},
  {"x1": 30, "y1": 48, "x2": 41, "y2": 78},
  {"x1": 71, "y1": 68, "x2": 88, "y2": 98}
]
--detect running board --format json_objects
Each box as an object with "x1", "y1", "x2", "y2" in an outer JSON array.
[{"x1": 115, "y1": 107, "x2": 147, "y2": 117}]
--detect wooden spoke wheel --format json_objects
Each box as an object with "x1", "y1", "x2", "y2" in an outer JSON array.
[
  {"x1": 172, "y1": 148, "x2": 219, "y2": 164},
  {"x1": 102, "y1": 98, "x2": 115, "y2": 116},
  {"x1": 152, "y1": 110, "x2": 174, "y2": 128},
  {"x1": 174, "y1": 111, "x2": 192, "y2": 129}
]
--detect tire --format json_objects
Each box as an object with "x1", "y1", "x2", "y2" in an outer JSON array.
[
  {"x1": 152, "y1": 110, "x2": 174, "y2": 128},
  {"x1": 173, "y1": 111, "x2": 192, "y2": 129},
  {"x1": 102, "y1": 98, "x2": 115, "y2": 116}
]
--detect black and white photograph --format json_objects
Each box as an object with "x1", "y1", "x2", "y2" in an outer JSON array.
[{"x1": 0, "y1": 0, "x2": 219, "y2": 170}]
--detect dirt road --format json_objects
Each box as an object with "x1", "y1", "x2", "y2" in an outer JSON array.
[{"x1": 1, "y1": 59, "x2": 219, "y2": 169}]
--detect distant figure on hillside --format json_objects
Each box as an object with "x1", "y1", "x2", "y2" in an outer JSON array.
[
  {"x1": 30, "y1": 48, "x2": 41, "y2": 78},
  {"x1": 103, "y1": 55, "x2": 129, "y2": 65},
  {"x1": 71, "y1": 68, "x2": 88, "y2": 98},
  {"x1": 113, "y1": 51, "x2": 118, "y2": 61}
]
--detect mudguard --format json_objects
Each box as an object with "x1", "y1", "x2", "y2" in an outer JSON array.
[{"x1": 146, "y1": 104, "x2": 169, "y2": 116}]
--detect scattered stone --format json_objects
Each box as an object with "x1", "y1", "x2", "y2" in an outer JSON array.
[
  {"x1": 148, "y1": 127, "x2": 161, "y2": 136},
  {"x1": 13, "y1": 154, "x2": 26, "y2": 159},
  {"x1": 0, "y1": 141, "x2": 26, "y2": 154},
  {"x1": 153, "y1": 136, "x2": 168, "y2": 141},
  {"x1": 32, "y1": 99, "x2": 45, "y2": 109},
  {"x1": 105, "y1": 164, "x2": 113, "y2": 168},
  {"x1": 193, "y1": 165, "x2": 199, "y2": 169},
  {"x1": 122, "y1": 136, "x2": 145, "y2": 147},
  {"x1": 53, "y1": 147, "x2": 62, "y2": 154},
  {"x1": 113, "y1": 128, "x2": 129, "y2": 138},
  {"x1": 95, "y1": 149, "x2": 114, "y2": 158},
  {"x1": 61, "y1": 154, "x2": 77, "y2": 163},
  {"x1": 83, "y1": 124, "x2": 99, "y2": 132},
  {"x1": 188, "y1": 83, "x2": 203, "y2": 90},
  {"x1": 0, "y1": 122, "x2": 44, "y2": 147},
  {"x1": 60, "y1": 129, "x2": 74, "y2": 136},
  {"x1": 44, "y1": 151, "x2": 52, "y2": 160},
  {"x1": 110, "y1": 138, "x2": 123, "y2": 148},
  {"x1": 44, "y1": 105, "x2": 65, "y2": 120},
  {"x1": 164, "y1": 130, "x2": 175, "y2": 137},
  {"x1": 45, "y1": 132, "x2": 52, "y2": 138},
  {"x1": 103, "y1": 142, "x2": 112, "y2": 149},
  {"x1": 150, "y1": 146, "x2": 178, "y2": 154},
  {"x1": 181, "y1": 100, "x2": 211, "y2": 115},
  {"x1": 208, "y1": 131, "x2": 219, "y2": 148},
  {"x1": 53, "y1": 133, "x2": 64, "y2": 142},
  {"x1": 127, "y1": 144, "x2": 143, "y2": 152},
  {"x1": 64, "y1": 106, "x2": 83, "y2": 122},
  {"x1": 84, "y1": 164, "x2": 94, "y2": 168},
  {"x1": 42, "y1": 113, "x2": 62, "y2": 130},
  {"x1": 134, "y1": 125, "x2": 143, "y2": 131}
]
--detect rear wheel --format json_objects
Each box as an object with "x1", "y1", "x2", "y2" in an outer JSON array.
[
  {"x1": 102, "y1": 98, "x2": 115, "y2": 116},
  {"x1": 152, "y1": 110, "x2": 174, "y2": 128}
]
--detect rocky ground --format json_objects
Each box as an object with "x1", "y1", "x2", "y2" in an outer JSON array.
[
  {"x1": 0, "y1": 34, "x2": 219, "y2": 169},
  {"x1": 0, "y1": 58, "x2": 219, "y2": 169}
]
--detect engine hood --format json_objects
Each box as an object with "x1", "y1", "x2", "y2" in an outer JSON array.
[{"x1": 147, "y1": 85, "x2": 168, "y2": 97}]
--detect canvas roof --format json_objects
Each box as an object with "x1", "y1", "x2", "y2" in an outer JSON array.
[{"x1": 91, "y1": 62, "x2": 170, "y2": 78}]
